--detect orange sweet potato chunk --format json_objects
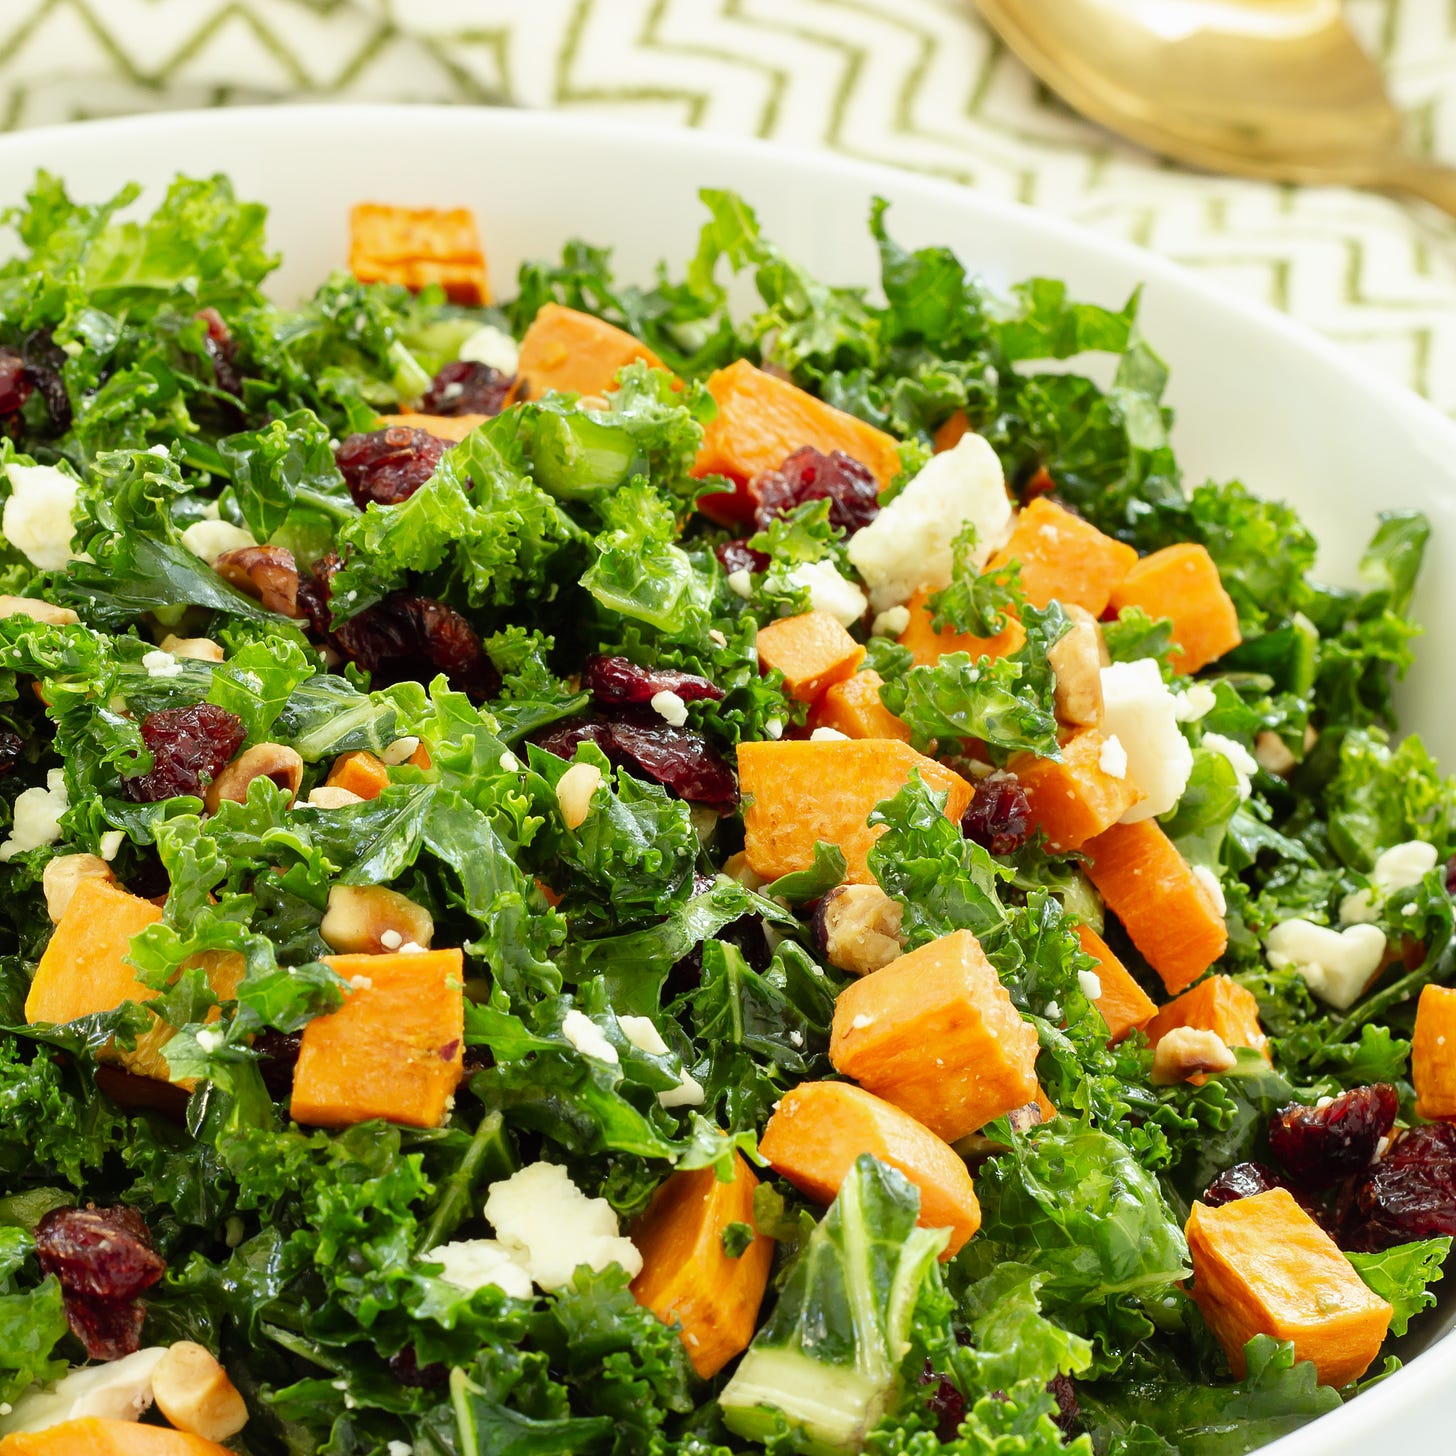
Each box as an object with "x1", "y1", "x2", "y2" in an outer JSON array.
[
  {"x1": 291, "y1": 949, "x2": 465, "y2": 1130},
  {"x1": 932, "y1": 409, "x2": 972, "y2": 453},
  {"x1": 1187, "y1": 1190, "x2": 1392, "y2": 1387},
  {"x1": 1011, "y1": 728, "x2": 1145, "y2": 853},
  {"x1": 1082, "y1": 820, "x2": 1228, "y2": 994},
  {"x1": 1413, "y1": 984, "x2": 1456, "y2": 1120},
  {"x1": 809, "y1": 669, "x2": 910, "y2": 743},
  {"x1": 985, "y1": 498, "x2": 1137, "y2": 616},
  {"x1": 896, "y1": 585, "x2": 1026, "y2": 670},
  {"x1": 349, "y1": 203, "x2": 490, "y2": 305},
  {"x1": 516, "y1": 302, "x2": 669, "y2": 400},
  {"x1": 630, "y1": 1153, "x2": 774, "y2": 1378},
  {"x1": 376, "y1": 411, "x2": 488, "y2": 443},
  {"x1": 830, "y1": 928, "x2": 1040, "y2": 1143},
  {"x1": 1072, "y1": 922, "x2": 1156, "y2": 1044},
  {"x1": 1107, "y1": 543, "x2": 1241, "y2": 675},
  {"x1": 326, "y1": 750, "x2": 390, "y2": 801},
  {"x1": 761, "y1": 1081, "x2": 981, "y2": 1257},
  {"x1": 738, "y1": 739, "x2": 972, "y2": 884},
  {"x1": 1145, "y1": 974, "x2": 1269, "y2": 1059},
  {"x1": 756, "y1": 610, "x2": 865, "y2": 704},
  {"x1": 693, "y1": 360, "x2": 903, "y2": 523},
  {"x1": 0, "y1": 1419, "x2": 234, "y2": 1456}
]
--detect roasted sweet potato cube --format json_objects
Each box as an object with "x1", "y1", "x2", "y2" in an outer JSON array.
[
  {"x1": 630, "y1": 1153, "x2": 774, "y2": 1378},
  {"x1": 760, "y1": 1081, "x2": 981, "y2": 1258},
  {"x1": 1413, "y1": 983, "x2": 1456, "y2": 1120},
  {"x1": 829, "y1": 928, "x2": 1041, "y2": 1143},
  {"x1": 349, "y1": 203, "x2": 490, "y2": 305},
  {"x1": 1187, "y1": 1190, "x2": 1391, "y2": 1387},
  {"x1": 985, "y1": 498, "x2": 1137, "y2": 616},
  {"x1": 1011, "y1": 727, "x2": 1144, "y2": 853},
  {"x1": 809, "y1": 669, "x2": 910, "y2": 743},
  {"x1": 1145, "y1": 974, "x2": 1269, "y2": 1059},
  {"x1": 326, "y1": 750, "x2": 390, "y2": 802},
  {"x1": 1072, "y1": 922, "x2": 1156, "y2": 1044},
  {"x1": 1108, "y1": 543, "x2": 1241, "y2": 675},
  {"x1": 515, "y1": 302, "x2": 669, "y2": 400},
  {"x1": 896, "y1": 585, "x2": 1025, "y2": 669},
  {"x1": 755, "y1": 610, "x2": 866, "y2": 704},
  {"x1": 376, "y1": 411, "x2": 489, "y2": 443},
  {"x1": 0, "y1": 1417, "x2": 235, "y2": 1456},
  {"x1": 738, "y1": 738, "x2": 972, "y2": 884},
  {"x1": 290, "y1": 949, "x2": 465, "y2": 1129}
]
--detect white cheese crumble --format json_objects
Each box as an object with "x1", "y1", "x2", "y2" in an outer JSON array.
[
  {"x1": 399, "y1": 940, "x2": 427, "y2": 955},
  {"x1": 379, "y1": 928, "x2": 403, "y2": 950},
  {"x1": 0, "y1": 769, "x2": 67, "y2": 861},
  {"x1": 425, "y1": 1237, "x2": 534, "y2": 1300},
  {"x1": 726, "y1": 568, "x2": 753, "y2": 599},
  {"x1": 1191, "y1": 864, "x2": 1227, "y2": 917},
  {"x1": 0, "y1": 1345, "x2": 168, "y2": 1435},
  {"x1": 1077, "y1": 969, "x2": 1103, "y2": 1001},
  {"x1": 561, "y1": 1008, "x2": 619, "y2": 1064},
  {"x1": 1266, "y1": 918, "x2": 1388, "y2": 1010},
  {"x1": 849, "y1": 1013, "x2": 875, "y2": 1030},
  {"x1": 1201, "y1": 732, "x2": 1258, "y2": 801},
  {"x1": 1099, "y1": 659, "x2": 1193, "y2": 822},
  {"x1": 809, "y1": 726, "x2": 849, "y2": 742},
  {"x1": 617, "y1": 1013, "x2": 706, "y2": 1107},
  {"x1": 387, "y1": 1442, "x2": 415, "y2": 1456},
  {"x1": 2, "y1": 463, "x2": 82, "y2": 571},
  {"x1": 871, "y1": 605, "x2": 911, "y2": 638},
  {"x1": 650, "y1": 689, "x2": 689, "y2": 727},
  {"x1": 1098, "y1": 734, "x2": 1128, "y2": 780},
  {"x1": 846, "y1": 432, "x2": 1012, "y2": 611},
  {"x1": 1172, "y1": 683, "x2": 1217, "y2": 723},
  {"x1": 499, "y1": 751, "x2": 521, "y2": 773},
  {"x1": 782, "y1": 560, "x2": 868, "y2": 628},
  {"x1": 483, "y1": 1161, "x2": 643, "y2": 1291},
  {"x1": 457, "y1": 323, "x2": 521, "y2": 376},
  {"x1": 763, "y1": 718, "x2": 785, "y2": 740},
  {"x1": 348, "y1": 975, "x2": 373, "y2": 991},
  {"x1": 179, "y1": 518, "x2": 257, "y2": 564},
  {"x1": 140, "y1": 648, "x2": 183, "y2": 680},
  {"x1": 1339, "y1": 840, "x2": 1440, "y2": 924},
  {"x1": 98, "y1": 830, "x2": 124, "y2": 862},
  {"x1": 1044, "y1": 1000, "x2": 1062, "y2": 1020}
]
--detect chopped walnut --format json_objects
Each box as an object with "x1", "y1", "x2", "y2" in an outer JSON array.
[
  {"x1": 213, "y1": 546, "x2": 305, "y2": 619},
  {"x1": 151, "y1": 1341, "x2": 248, "y2": 1442},
  {"x1": 815, "y1": 884, "x2": 905, "y2": 976},
  {"x1": 42, "y1": 853, "x2": 115, "y2": 923},
  {"x1": 1049, "y1": 605, "x2": 1104, "y2": 727},
  {"x1": 0, "y1": 594, "x2": 78, "y2": 626},
  {"x1": 160, "y1": 634, "x2": 225, "y2": 664},
  {"x1": 1151, "y1": 1027, "x2": 1236, "y2": 1086},
  {"x1": 319, "y1": 884, "x2": 434, "y2": 955},
  {"x1": 204, "y1": 743, "x2": 305, "y2": 813}
]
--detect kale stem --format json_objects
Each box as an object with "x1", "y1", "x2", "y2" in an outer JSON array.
[{"x1": 416, "y1": 1110, "x2": 510, "y2": 1254}]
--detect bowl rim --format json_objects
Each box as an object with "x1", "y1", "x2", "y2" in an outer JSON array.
[{"x1": 0, "y1": 101, "x2": 1451, "y2": 1451}]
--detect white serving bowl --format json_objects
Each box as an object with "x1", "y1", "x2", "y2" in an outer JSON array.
[{"x1": 0, "y1": 104, "x2": 1451, "y2": 1452}]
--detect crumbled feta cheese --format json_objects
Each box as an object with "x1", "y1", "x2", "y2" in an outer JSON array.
[
  {"x1": 846, "y1": 433, "x2": 1012, "y2": 611},
  {"x1": 726, "y1": 568, "x2": 753, "y2": 599},
  {"x1": 499, "y1": 751, "x2": 521, "y2": 773},
  {"x1": 1077, "y1": 969, "x2": 1103, "y2": 1001},
  {"x1": 783, "y1": 560, "x2": 868, "y2": 628},
  {"x1": 1191, "y1": 864, "x2": 1227, "y2": 917},
  {"x1": 457, "y1": 323, "x2": 521, "y2": 376},
  {"x1": 381, "y1": 736, "x2": 421, "y2": 766},
  {"x1": 0, "y1": 769, "x2": 68, "y2": 861},
  {"x1": 387, "y1": 1442, "x2": 415, "y2": 1456},
  {"x1": 1172, "y1": 683, "x2": 1217, "y2": 722},
  {"x1": 871, "y1": 605, "x2": 911, "y2": 638},
  {"x1": 179, "y1": 518, "x2": 257, "y2": 564},
  {"x1": 424, "y1": 1238, "x2": 534, "y2": 1300},
  {"x1": 657, "y1": 1072, "x2": 706, "y2": 1108},
  {"x1": 98, "y1": 830, "x2": 124, "y2": 862},
  {"x1": 1266, "y1": 918, "x2": 1388, "y2": 1010},
  {"x1": 194, "y1": 1027, "x2": 224, "y2": 1053},
  {"x1": 379, "y1": 928, "x2": 404, "y2": 950},
  {"x1": 1099, "y1": 659, "x2": 1193, "y2": 822},
  {"x1": 650, "y1": 689, "x2": 689, "y2": 727},
  {"x1": 1, "y1": 1344, "x2": 167, "y2": 1434},
  {"x1": 1201, "y1": 732, "x2": 1258, "y2": 800},
  {"x1": 618, "y1": 1015, "x2": 669, "y2": 1056},
  {"x1": 140, "y1": 648, "x2": 183, "y2": 680},
  {"x1": 561, "y1": 1008, "x2": 619, "y2": 1064},
  {"x1": 809, "y1": 726, "x2": 848, "y2": 742},
  {"x1": 348, "y1": 975, "x2": 373, "y2": 991},
  {"x1": 1340, "y1": 839, "x2": 1440, "y2": 924},
  {"x1": 849, "y1": 1013, "x2": 874, "y2": 1030},
  {"x1": 1098, "y1": 734, "x2": 1128, "y2": 779},
  {"x1": 763, "y1": 718, "x2": 785, "y2": 740},
  {"x1": 398, "y1": 940, "x2": 427, "y2": 955},
  {"x1": 483, "y1": 1161, "x2": 643, "y2": 1291},
  {"x1": 788, "y1": 1028, "x2": 805, "y2": 1047},
  {"x1": 3, "y1": 463, "x2": 82, "y2": 571},
  {"x1": 1044, "y1": 1000, "x2": 1062, "y2": 1020}
]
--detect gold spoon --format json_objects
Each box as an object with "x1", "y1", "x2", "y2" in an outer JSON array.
[{"x1": 974, "y1": 0, "x2": 1456, "y2": 219}]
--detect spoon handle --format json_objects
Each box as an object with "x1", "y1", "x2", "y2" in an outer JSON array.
[{"x1": 1377, "y1": 157, "x2": 1456, "y2": 221}]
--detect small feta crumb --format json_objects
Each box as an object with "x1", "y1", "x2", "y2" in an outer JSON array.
[
  {"x1": 140, "y1": 648, "x2": 183, "y2": 679},
  {"x1": 726, "y1": 568, "x2": 753, "y2": 599},
  {"x1": 399, "y1": 940, "x2": 427, "y2": 955},
  {"x1": 1100, "y1": 659, "x2": 1194, "y2": 822},
  {"x1": 457, "y1": 323, "x2": 521, "y2": 376},
  {"x1": 788, "y1": 1028, "x2": 804, "y2": 1047},
  {"x1": 0, "y1": 768, "x2": 68, "y2": 861},
  {"x1": 782, "y1": 559, "x2": 868, "y2": 628},
  {"x1": 379, "y1": 928, "x2": 403, "y2": 950},
  {"x1": 387, "y1": 1443, "x2": 414, "y2": 1456},
  {"x1": 1201, "y1": 732, "x2": 1258, "y2": 800},
  {"x1": 348, "y1": 975, "x2": 373, "y2": 991},
  {"x1": 1266, "y1": 918, "x2": 1387, "y2": 1010},
  {"x1": 146, "y1": 443, "x2": 170, "y2": 458},
  {"x1": 1098, "y1": 734, "x2": 1128, "y2": 780},
  {"x1": 708, "y1": 628, "x2": 728, "y2": 647},
  {"x1": 763, "y1": 718, "x2": 784, "y2": 740},
  {"x1": 657, "y1": 1072, "x2": 706, "y2": 1108},
  {"x1": 179, "y1": 518, "x2": 257, "y2": 564},
  {"x1": 1077, "y1": 969, "x2": 1103, "y2": 1001},
  {"x1": 618, "y1": 1015, "x2": 669, "y2": 1056},
  {"x1": 98, "y1": 830, "x2": 124, "y2": 861},
  {"x1": 1403, "y1": 902, "x2": 1420, "y2": 917},
  {"x1": 3, "y1": 462, "x2": 82, "y2": 571},
  {"x1": 650, "y1": 689, "x2": 689, "y2": 727},
  {"x1": 1191, "y1": 864, "x2": 1227, "y2": 917},
  {"x1": 195, "y1": 1027, "x2": 223, "y2": 1053},
  {"x1": 562, "y1": 1008, "x2": 619, "y2": 1064},
  {"x1": 849, "y1": 1013, "x2": 874, "y2": 1030},
  {"x1": 1044, "y1": 1000, "x2": 1062, "y2": 1020},
  {"x1": 871, "y1": 605, "x2": 911, "y2": 638},
  {"x1": 1173, "y1": 683, "x2": 1217, "y2": 722},
  {"x1": 381, "y1": 736, "x2": 421, "y2": 766},
  {"x1": 499, "y1": 750, "x2": 521, "y2": 773},
  {"x1": 810, "y1": 726, "x2": 848, "y2": 742},
  {"x1": 1339, "y1": 840, "x2": 1440, "y2": 925},
  {"x1": 424, "y1": 1237, "x2": 534, "y2": 1300}
]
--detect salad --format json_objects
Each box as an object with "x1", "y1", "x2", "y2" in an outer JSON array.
[{"x1": 0, "y1": 170, "x2": 1453, "y2": 1456}]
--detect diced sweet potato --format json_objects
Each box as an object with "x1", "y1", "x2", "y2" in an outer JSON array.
[
  {"x1": 809, "y1": 669, "x2": 910, "y2": 743},
  {"x1": 932, "y1": 409, "x2": 971, "y2": 453},
  {"x1": 738, "y1": 739, "x2": 972, "y2": 884},
  {"x1": 1107, "y1": 543, "x2": 1241, "y2": 675},
  {"x1": 348, "y1": 203, "x2": 489, "y2": 305},
  {"x1": 290, "y1": 949, "x2": 464, "y2": 1130},
  {"x1": 1413, "y1": 984, "x2": 1456, "y2": 1120},
  {"x1": 630, "y1": 1153, "x2": 774, "y2": 1378},
  {"x1": 376, "y1": 411, "x2": 488, "y2": 443},
  {"x1": 1033, "y1": 1084, "x2": 1058, "y2": 1123},
  {"x1": 1145, "y1": 974, "x2": 1269, "y2": 1061},
  {"x1": 896, "y1": 585, "x2": 1025, "y2": 669},
  {"x1": 1082, "y1": 821, "x2": 1228, "y2": 994},
  {"x1": 755, "y1": 610, "x2": 866, "y2": 704},
  {"x1": 515, "y1": 302, "x2": 669, "y2": 400},
  {"x1": 1010, "y1": 727, "x2": 1145, "y2": 852},
  {"x1": 760, "y1": 1081, "x2": 981, "y2": 1258},
  {"x1": 1186, "y1": 1189, "x2": 1392, "y2": 1387},
  {"x1": 326, "y1": 750, "x2": 390, "y2": 801},
  {"x1": 0, "y1": 1418, "x2": 234, "y2": 1456},
  {"x1": 985, "y1": 498, "x2": 1137, "y2": 615},
  {"x1": 1072, "y1": 922, "x2": 1156, "y2": 1044},
  {"x1": 408, "y1": 740, "x2": 432, "y2": 771},
  {"x1": 830, "y1": 929, "x2": 1040, "y2": 1143},
  {"x1": 693, "y1": 360, "x2": 903, "y2": 523}
]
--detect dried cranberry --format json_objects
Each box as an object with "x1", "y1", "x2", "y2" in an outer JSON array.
[
  {"x1": 1202, "y1": 1162, "x2": 1295, "y2": 1207},
  {"x1": 0, "y1": 348, "x2": 33, "y2": 417},
  {"x1": 716, "y1": 538, "x2": 769, "y2": 577},
  {"x1": 21, "y1": 330, "x2": 71, "y2": 435},
  {"x1": 336, "y1": 427, "x2": 447, "y2": 509},
  {"x1": 1346, "y1": 1122, "x2": 1456, "y2": 1251},
  {"x1": 1268, "y1": 1083, "x2": 1398, "y2": 1188},
  {"x1": 1048, "y1": 1374, "x2": 1079, "y2": 1439},
  {"x1": 36, "y1": 1205, "x2": 164, "y2": 1301},
  {"x1": 961, "y1": 776, "x2": 1032, "y2": 857},
  {"x1": 1021, "y1": 467, "x2": 1056, "y2": 504},
  {"x1": 253, "y1": 1029, "x2": 302, "y2": 1102},
  {"x1": 388, "y1": 1346, "x2": 449, "y2": 1389},
  {"x1": 196, "y1": 307, "x2": 242, "y2": 398},
  {"x1": 62, "y1": 1292, "x2": 147, "y2": 1361},
  {"x1": 123, "y1": 703, "x2": 246, "y2": 803},
  {"x1": 534, "y1": 719, "x2": 616, "y2": 763},
  {"x1": 534, "y1": 715, "x2": 737, "y2": 808},
  {"x1": 583, "y1": 655, "x2": 725, "y2": 707},
  {"x1": 749, "y1": 447, "x2": 880, "y2": 535},
  {"x1": 919, "y1": 1360, "x2": 966, "y2": 1443},
  {"x1": 1445, "y1": 852, "x2": 1456, "y2": 897},
  {"x1": 420, "y1": 360, "x2": 514, "y2": 418},
  {"x1": 0, "y1": 731, "x2": 23, "y2": 777}
]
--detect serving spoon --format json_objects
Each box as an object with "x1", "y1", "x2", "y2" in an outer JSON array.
[{"x1": 974, "y1": 0, "x2": 1456, "y2": 219}]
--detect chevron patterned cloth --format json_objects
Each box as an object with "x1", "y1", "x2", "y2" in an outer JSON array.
[{"x1": 4, "y1": 0, "x2": 1456, "y2": 409}]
